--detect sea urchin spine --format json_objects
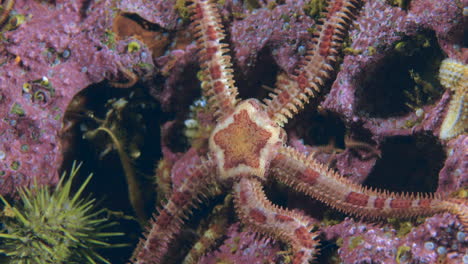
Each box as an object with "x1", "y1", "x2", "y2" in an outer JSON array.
[{"x1": 0, "y1": 162, "x2": 123, "y2": 264}]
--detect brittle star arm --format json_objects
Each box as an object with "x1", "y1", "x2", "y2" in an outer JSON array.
[
  {"x1": 270, "y1": 146, "x2": 468, "y2": 231},
  {"x1": 0, "y1": 0, "x2": 15, "y2": 27},
  {"x1": 264, "y1": 0, "x2": 361, "y2": 126},
  {"x1": 189, "y1": 0, "x2": 239, "y2": 120},
  {"x1": 438, "y1": 58, "x2": 468, "y2": 139},
  {"x1": 132, "y1": 155, "x2": 218, "y2": 264},
  {"x1": 182, "y1": 194, "x2": 232, "y2": 264},
  {"x1": 233, "y1": 177, "x2": 320, "y2": 264}
]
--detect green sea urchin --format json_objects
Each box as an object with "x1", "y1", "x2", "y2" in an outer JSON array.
[{"x1": 0, "y1": 162, "x2": 123, "y2": 264}]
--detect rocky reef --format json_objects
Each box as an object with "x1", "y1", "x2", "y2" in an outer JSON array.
[{"x1": 0, "y1": 0, "x2": 466, "y2": 263}]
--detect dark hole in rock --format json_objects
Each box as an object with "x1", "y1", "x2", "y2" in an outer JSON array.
[
  {"x1": 165, "y1": 120, "x2": 191, "y2": 153},
  {"x1": 153, "y1": 61, "x2": 201, "y2": 114},
  {"x1": 294, "y1": 110, "x2": 347, "y2": 149},
  {"x1": 235, "y1": 46, "x2": 279, "y2": 100},
  {"x1": 120, "y1": 13, "x2": 165, "y2": 31},
  {"x1": 356, "y1": 31, "x2": 444, "y2": 118},
  {"x1": 60, "y1": 82, "x2": 162, "y2": 263},
  {"x1": 364, "y1": 134, "x2": 445, "y2": 193},
  {"x1": 153, "y1": 63, "x2": 201, "y2": 153},
  {"x1": 79, "y1": 0, "x2": 93, "y2": 18}
]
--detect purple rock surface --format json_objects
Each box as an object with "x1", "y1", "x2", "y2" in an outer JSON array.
[
  {"x1": 0, "y1": 0, "x2": 154, "y2": 197},
  {"x1": 198, "y1": 224, "x2": 281, "y2": 264},
  {"x1": 0, "y1": 0, "x2": 466, "y2": 263}
]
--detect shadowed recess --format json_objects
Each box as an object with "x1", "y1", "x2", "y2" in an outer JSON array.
[
  {"x1": 364, "y1": 134, "x2": 445, "y2": 193},
  {"x1": 234, "y1": 46, "x2": 280, "y2": 100},
  {"x1": 60, "y1": 82, "x2": 162, "y2": 263},
  {"x1": 356, "y1": 31, "x2": 444, "y2": 118},
  {"x1": 295, "y1": 110, "x2": 347, "y2": 149}
]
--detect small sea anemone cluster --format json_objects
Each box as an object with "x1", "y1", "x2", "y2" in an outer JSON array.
[
  {"x1": 0, "y1": 163, "x2": 122, "y2": 264},
  {"x1": 405, "y1": 213, "x2": 468, "y2": 264},
  {"x1": 422, "y1": 229, "x2": 467, "y2": 263}
]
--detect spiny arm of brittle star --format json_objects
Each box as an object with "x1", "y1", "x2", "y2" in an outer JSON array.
[
  {"x1": 270, "y1": 146, "x2": 468, "y2": 231},
  {"x1": 108, "y1": 62, "x2": 138, "y2": 88},
  {"x1": 438, "y1": 58, "x2": 467, "y2": 139},
  {"x1": 182, "y1": 194, "x2": 232, "y2": 264},
  {"x1": 264, "y1": 0, "x2": 361, "y2": 126},
  {"x1": 0, "y1": 0, "x2": 15, "y2": 26},
  {"x1": 440, "y1": 85, "x2": 467, "y2": 139},
  {"x1": 188, "y1": 0, "x2": 239, "y2": 120},
  {"x1": 132, "y1": 156, "x2": 217, "y2": 264},
  {"x1": 233, "y1": 177, "x2": 320, "y2": 264},
  {"x1": 154, "y1": 157, "x2": 174, "y2": 207}
]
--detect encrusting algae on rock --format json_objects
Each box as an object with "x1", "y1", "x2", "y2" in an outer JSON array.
[{"x1": 0, "y1": 162, "x2": 124, "y2": 264}]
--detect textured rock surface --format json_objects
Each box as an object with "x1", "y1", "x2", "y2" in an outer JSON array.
[
  {"x1": 0, "y1": 0, "x2": 466, "y2": 263},
  {"x1": 198, "y1": 224, "x2": 281, "y2": 264},
  {"x1": 0, "y1": 0, "x2": 154, "y2": 196}
]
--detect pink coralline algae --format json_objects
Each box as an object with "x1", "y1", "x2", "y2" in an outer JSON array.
[
  {"x1": 0, "y1": 0, "x2": 467, "y2": 263},
  {"x1": 118, "y1": 0, "x2": 183, "y2": 30},
  {"x1": 198, "y1": 224, "x2": 282, "y2": 264},
  {"x1": 438, "y1": 136, "x2": 468, "y2": 194},
  {"x1": 325, "y1": 214, "x2": 467, "y2": 264},
  {"x1": 404, "y1": 213, "x2": 467, "y2": 264},
  {"x1": 322, "y1": 0, "x2": 464, "y2": 124},
  {"x1": 229, "y1": 0, "x2": 315, "y2": 75},
  {"x1": 0, "y1": 0, "x2": 153, "y2": 196}
]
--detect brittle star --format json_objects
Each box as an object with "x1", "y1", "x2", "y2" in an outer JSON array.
[{"x1": 132, "y1": 0, "x2": 468, "y2": 263}]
